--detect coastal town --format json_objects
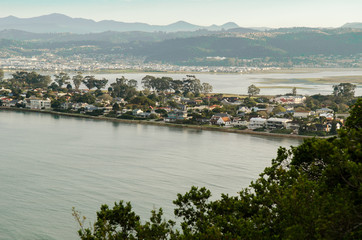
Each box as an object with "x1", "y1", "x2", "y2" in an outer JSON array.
[{"x1": 0, "y1": 70, "x2": 356, "y2": 137}]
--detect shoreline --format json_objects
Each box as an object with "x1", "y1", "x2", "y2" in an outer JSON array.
[{"x1": 0, "y1": 107, "x2": 315, "y2": 140}]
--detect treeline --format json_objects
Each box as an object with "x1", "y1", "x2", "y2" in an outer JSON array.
[{"x1": 0, "y1": 71, "x2": 213, "y2": 100}]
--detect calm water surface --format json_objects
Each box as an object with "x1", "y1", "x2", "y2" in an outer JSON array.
[{"x1": 0, "y1": 111, "x2": 303, "y2": 239}]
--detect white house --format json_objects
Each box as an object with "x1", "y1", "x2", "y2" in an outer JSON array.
[
  {"x1": 266, "y1": 118, "x2": 291, "y2": 129},
  {"x1": 26, "y1": 97, "x2": 51, "y2": 109},
  {"x1": 293, "y1": 111, "x2": 315, "y2": 118},
  {"x1": 248, "y1": 117, "x2": 266, "y2": 130},
  {"x1": 316, "y1": 108, "x2": 334, "y2": 115},
  {"x1": 210, "y1": 113, "x2": 232, "y2": 126},
  {"x1": 132, "y1": 109, "x2": 144, "y2": 116}
]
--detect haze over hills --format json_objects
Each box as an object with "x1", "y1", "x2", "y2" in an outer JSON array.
[
  {"x1": 0, "y1": 27, "x2": 260, "y2": 43},
  {"x1": 0, "y1": 13, "x2": 240, "y2": 33},
  {"x1": 342, "y1": 22, "x2": 362, "y2": 29},
  {"x1": 0, "y1": 13, "x2": 361, "y2": 68}
]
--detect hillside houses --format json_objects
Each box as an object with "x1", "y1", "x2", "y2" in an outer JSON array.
[{"x1": 0, "y1": 71, "x2": 353, "y2": 137}]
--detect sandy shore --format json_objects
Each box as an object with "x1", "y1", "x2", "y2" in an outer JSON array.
[{"x1": 0, "y1": 107, "x2": 316, "y2": 140}]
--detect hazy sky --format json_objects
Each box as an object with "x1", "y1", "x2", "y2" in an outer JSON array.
[{"x1": 1, "y1": 0, "x2": 361, "y2": 27}]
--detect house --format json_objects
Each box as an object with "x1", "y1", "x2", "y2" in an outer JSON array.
[
  {"x1": 231, "y1": 117, "x2": 248, "y2": 127},
  {"x1": 60, "y1": 102, "x2": 73, "y2": 109},
  {"x1": 315, "y1": 123, "x2": 332, "y2": 132},
  {"x1": 319, "y1": 112, "x2": 334, "y2": 120},
  {"x1": 114, "y1": 97, "x2": 128, "y2": 105},
  {"x1": 220, "y1": 99, "x2": 241, "y2": 106},
  {"x1": 0, "y1": 98, "x2": 13, "y2": 107},
  {"x1": 266, "y1": 118, "x2": 291, "y2": 129},
  {"x1": 238, "y1": 106, "x2": 252, "y2": 114},
  {"x1": 248, "y1": 117, "x2": 266, "y2": 130},
  {"x1": 25, "y1": 97, "x2": 51, "y2": 109},
  {"x1": 196, "y1": 118, "x2": 211, "y2": 124},
  {"x1": 210, "y1": 113, "x2": 232, "y2": 126},
  {"x1": 85, "y1": 105, "x2": 98, "y2": 112},
  {"x1": 251, "y1": 106, "x2": 267, "y2": 112},
  {"x1": 293, "y1": 111, "x2": 315, "y2": 118},
  {"x1": 165, "y1": 110, "x2": 188, "y2": 122},
  {"x1": 286, "y1": 121, "x2": 300, "y2": 131},
  {"x1": 132, "y1": 109, "x2": 144, "y2": 116},
  {"x1": 273, "y1": 95, "x2": 306, "y2": 105},
  {"x1": 316, "y1": 108, "x2": 334, "y2": 115},
  {"x1": 72, "y1": 102, "x2": 88, "y2": 110}
]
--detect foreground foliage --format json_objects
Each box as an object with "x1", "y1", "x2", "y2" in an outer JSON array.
[{"x1": 74, "y1": 99, "x2": 362, "y2": 239}]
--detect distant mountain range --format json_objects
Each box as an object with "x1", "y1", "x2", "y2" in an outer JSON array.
[
  {"x1": 342, "y1": 22, "x2": 362, "y2": 29},
  {"x1": 0, "y1": 13, "x2": 240, "y2": 33},
  {"x1": 0, "y1": 13, "x2": 361, "y2": 67}
]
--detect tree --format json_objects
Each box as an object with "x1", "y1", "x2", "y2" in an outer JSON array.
[
  {"x1": 202, "y1": 82, "x2": 213, "y2": 94},
  {"x1": 110, "y1": 77, "x2": 137, "y2": 100},
  {"x1": 112, "y1": 103, "x2": 121, "y2": 111},
  {"x1": 272, "y1": 105, "x2": 286, "y2": 114},
  {"x1": 71, "y1": 93, "x2": 96, "y2": 104},
  {"x1": 10, "y1": 71, "x2": 51, "y2": 88},
  {"x1": 333, "y1": 83, "x2": 356, "y2": 100},
  {"x1": 292, "y1": 87, "x2": 297, "y2": 96},
  {"x1": 345, "y1": 98, "x2": 362, "y2": 129},
  {"x1": 170, "y1": 80, "x2": 183, "y2": 93},
  {"x1": 247, "y1": 84, "x2": 260, "y2": 97},
  {"x1": 54, "y1": 72, "x2": 70, "y2": 88},
  {"x1": 93, "y1": 78, "x2": 108, "y2": 90},
  {"x1": 82, "y1": 76, "x2": 97, "y2": 90},
  {"x1": 73, "y1": 202, "x2": 176, "y2": 240},
  {"x1": 182, "y1": 76, "x2": 202, "y2": 95},
  {"x1": 0, "y1": 69, "x2": 4, "y2": 81},
  {"x1": 130, "y1": 96, "x2": 156, "y2": 107},
  {"x1": 72, "y1": 72, "x2": 83, "y2": 90},
  {"x1": 127, "y1": 79, "x2": 138, "y2": 88},
  {"x1": 66, "y1": 84, "x2": 72, "y2": 91},
  {"x1": 141, "y1": 75, "x2": 156, "y2": 90}
]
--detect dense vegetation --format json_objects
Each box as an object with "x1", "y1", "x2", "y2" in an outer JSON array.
[{"x1": 73, "y1": 99, "x2": 362, "y2": 239}]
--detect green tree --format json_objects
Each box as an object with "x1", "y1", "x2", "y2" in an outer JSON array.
[
  {"x1": 345, "y1": 98, "x2": 362, "y2": 129},
  {"x1": 93, "y1": 78, "x2": 108, "y2": 90},
  {"x1": 182, "y1": 75, "x2": 202, "y2": 95},
  {"x1": 202, "y1": 82, "x2": 213, "y2": 94},
  {"x1": 0, "y1": 69, "x2": 4, "y2": 81},
  {"x1": 170, "y1": 80, "x2": 183, "y2": 93},
  {"x1": 73, "y1": 72, "x2": 83, "y2": 91},
  {"x1": 110, "y1": 77, "x2": 137, "y2": 100},
  {"x1": 272, "y1": 105, "x2": 286, "y2": 114},
  {"x1": 130, "y1": 96, "x2": 156, "y2": 107},
  {"x1": 247, "y1": 84, "x2": 260, "y2": 97},
  {"x1": 10, "y1": 71, "x2": 51, "y2": 88},
  {"x1": 82, "y1": 76, "x2": 97, "y2": 90},
  {"x1": 141, "y1": 75, "x2": 155, "y2": 90},
  {"x1": 333, "y1": 83, "x2": 356, "y2": 100},
  {"x1": 54, "y1": 72, "x2": 70, "y2": 88}
]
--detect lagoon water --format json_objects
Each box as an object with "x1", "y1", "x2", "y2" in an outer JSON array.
[
  {"x1": 0, "y1": 110, "x2": 302, "y2": 239},
  {"x1": 89, "y1": 70, "x2": 362, "y2": 96}
]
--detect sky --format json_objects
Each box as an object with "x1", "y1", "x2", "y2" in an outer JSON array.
[{"x1": 1, "y1": 0, "x2": 361, "y2": 28}]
